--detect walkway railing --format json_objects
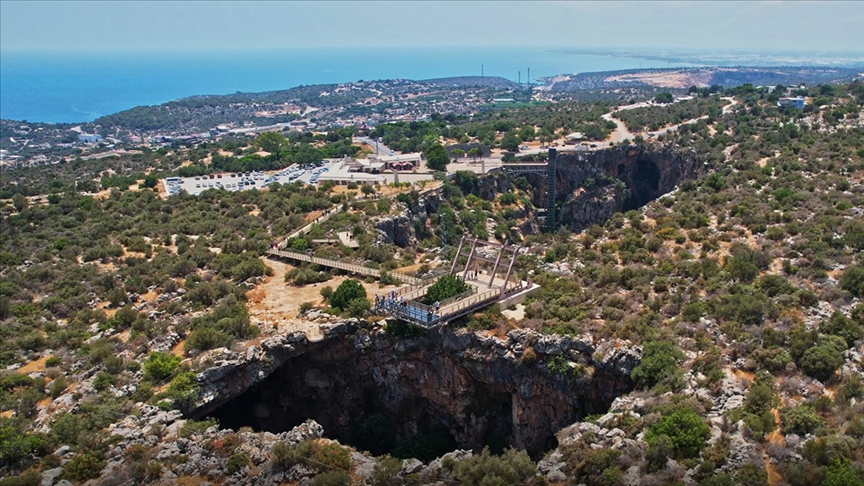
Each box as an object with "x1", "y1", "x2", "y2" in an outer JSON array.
[{"x1": 267, "y1": 248, "x2": 422, "y2": 285}]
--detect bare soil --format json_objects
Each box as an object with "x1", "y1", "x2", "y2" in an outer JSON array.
[{"x1": 247, "y1": 258, "x2": 400, "y2": 339}]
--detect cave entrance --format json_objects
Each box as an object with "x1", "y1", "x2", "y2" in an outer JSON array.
[
  {"x1": 203, "y1": 339, "x2": 520, "y2": 461},
  {"x1": 622, "y1": 158, "x2": 661, "y2": 211}
]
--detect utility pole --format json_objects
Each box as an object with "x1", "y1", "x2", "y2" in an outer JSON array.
[
  {"x1": 481, "y1": 64, "x2": 484, "y2": 79},
  {"x1": 527, "y1": 67, "x2": 530, "y2": 90},
  {"x1": 518, "y1": 71, "x2": 521, "y2": 88}
]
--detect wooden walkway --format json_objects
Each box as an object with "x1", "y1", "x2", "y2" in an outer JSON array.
[{"x1": 266, "y1": 248, "x2": 422, "y2": 285}]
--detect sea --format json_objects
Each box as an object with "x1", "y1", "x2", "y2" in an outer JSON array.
[{"x1": 0, "y1": 46, "x2": 860, "y2": 124}]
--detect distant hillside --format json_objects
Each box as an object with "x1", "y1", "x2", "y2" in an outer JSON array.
[
  {"x1": 420, "y1": 76, "x2": 519, "y2": 89},
  {"x1": 545, "y1": 66, "x2": 862, "y2": 92}
]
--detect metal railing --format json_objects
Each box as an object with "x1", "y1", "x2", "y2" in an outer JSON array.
[{"x1": 267, "y1": 248, "x2": 422, "y2": 285}]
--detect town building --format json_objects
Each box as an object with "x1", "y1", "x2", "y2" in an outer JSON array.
[
  {"x1": 77, "y1": 133, "x2": 103, "y2": 143},
  {"x1": 777, "y1": 96, "x2": 805, "y2": 109}
]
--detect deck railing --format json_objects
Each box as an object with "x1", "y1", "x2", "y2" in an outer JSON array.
[{"x1": 267, "y1": 248, "x2": 422, "y2": 285}]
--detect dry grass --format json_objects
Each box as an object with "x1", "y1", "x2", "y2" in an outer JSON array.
[{"x1": 18, "y1": 356, "x2": 49, "y2": 374}]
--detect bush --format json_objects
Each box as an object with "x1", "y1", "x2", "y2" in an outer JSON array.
[
  {"x1": 800, "y1": 339, "x2": 845, "y2": 382},
  {"x1": 424, "y1": 275, "x2": 470, "y2": 304},
  {"x1": 184, "y1": 327, "x2": 233, "y2": 355},
  {"x1": 226, "y1": 452, "x2": 250, "y2": 475},
  {"x1": 0, "y1": 469, "x2": 40, "y2": 486},
  {"x1": 166, "y1": 371, "x2": 199, "y2": 411},
  {"x1": 631, "y1": 340, "x2": 684, "y2": 389},
  {"x1": 371, "y1": 455, "x2": 402, "y2": 486},
  {"x1": 646, "y1": 406, "x2": 710, "y2": 459},
  {"x1": 285, "y1": 267, "x2": 331, "y2": 286},
  {"x1": 62, "y1": 452, "x2": 105, "y2": 482},
  {"x1": 143, "y1": 352, "x2": 181, "y2": 382},
  {"x1": 450, "y1": 447, "x2": 536, "y2": 486},
  {"x1": 820, "y1": 311, "x2": 862, "y2": 347},
  {"x1": 781, "y1": 405, "x2": 824, "y2": 435},
  {"x1": 312, "y1": 471, "x2": 352, "y2": 486},
  {"x1": 840, "y1": 264, "x2": 864, "y2": 297},
  {"x1": 329, "y1": 279, "x2": 366, "y2": 311},
  {"x1": 271, "y1": 439, "x2": 351, "y2": 474}
]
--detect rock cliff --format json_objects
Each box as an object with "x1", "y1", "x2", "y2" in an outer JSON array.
[
  {"x1": 553, "y1": 145, "x2": 703, "y2": 231},
  {"x1": 192, "y1": 320, "x2": 639, "y2": 457}
]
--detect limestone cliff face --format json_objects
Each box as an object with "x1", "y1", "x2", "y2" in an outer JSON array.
[
  {"x1": 192, "y1": 321, "x2": 639, "y2": 457},
  {"x1": 553, "y1": 145, "x2": 703, "y2": 231}
]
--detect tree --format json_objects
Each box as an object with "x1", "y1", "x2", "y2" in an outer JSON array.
[
  {"x1": 655, "y1": 92, "x2": 674, "y2": 104},
  {"x1": 11, "y1": 194, "x2": 27, "y2": 213},
  {"x1": 450, "y1": 148, "x2": 465, "y2": 162},
  {"x1": 500, "y1": 132, "x2": 520, "y2": 152},
  {"x1": 467, "y1": 147, "x2": 481, "y2": 163},
  {"x1": 360, "y1": 183, "x2": 376, "y2": 196},
  {"x1": 256, "y1": 132, "x2": 288, "y2": 155},
  {"x1": 330, "y1": 279, "x2": 366, "y2": 311},
  {"x1": 424, "y1": 143, "x2": 449, "y2": 172},
  {"x1": 425, "y1": 275, "x2": 470, "y2": 304},
  {"x1": 823, "y1": 460, "x2": 864, "y2": 486}
]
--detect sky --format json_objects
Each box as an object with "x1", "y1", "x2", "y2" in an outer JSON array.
[{"x1": 1, "y1": 1, "x2": 862, "y2": 53}]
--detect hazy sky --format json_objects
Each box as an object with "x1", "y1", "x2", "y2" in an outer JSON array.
[{"x1": 1, "y1": 1, "x2": 862, "y2": 53}]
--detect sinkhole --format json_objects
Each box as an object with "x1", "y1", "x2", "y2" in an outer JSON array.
[{"x1": 203, "y1": 330, "x2": 629, "y2": 460}]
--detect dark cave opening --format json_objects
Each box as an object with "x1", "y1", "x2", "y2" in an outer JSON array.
[
  {"x1": 204, "y1": 339, "x2": 526, "y2": 461},
  {"x1": 621, "y1": 158, "x2": 662, "y2": 212}
]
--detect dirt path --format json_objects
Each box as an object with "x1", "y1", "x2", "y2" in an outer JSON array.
[
  {"x1": 247, "y1": 258, "x2": 400, "y2": 339},
  {"x1": 601, "y1": 96, "x2": 739, "y2": 147}
]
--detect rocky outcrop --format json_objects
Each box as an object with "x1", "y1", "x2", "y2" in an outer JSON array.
[
  {"x1": 194, "y1": 322, "x2": 640, "y2": 457},
  {"x1": 553, "y1": 145, "x2": 703, "y2": 232},
  {"x1": 375, "y1": 214, "x2": 412, "y2": 247}
]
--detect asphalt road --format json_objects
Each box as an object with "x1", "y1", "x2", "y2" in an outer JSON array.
[{"x1": 354, "y1": 136, "x2": 395, "y2": 156}]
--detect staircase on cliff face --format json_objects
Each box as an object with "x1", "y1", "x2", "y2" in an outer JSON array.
[{"x1": 499, "y1": 148, "x2": 558, "y2": 233}]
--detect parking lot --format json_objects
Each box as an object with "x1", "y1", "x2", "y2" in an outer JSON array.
[{"x1": 162, "y1": 160, "x2": 338, "y2": 197}]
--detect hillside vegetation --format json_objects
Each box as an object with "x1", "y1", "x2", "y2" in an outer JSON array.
[{"x1": 1, "y1": 80, "x2": 863, "y2": 485}]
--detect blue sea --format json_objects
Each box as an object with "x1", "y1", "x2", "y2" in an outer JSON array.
[{"x1": 0, "y1": 47, "x2": 705, "y2": 124}]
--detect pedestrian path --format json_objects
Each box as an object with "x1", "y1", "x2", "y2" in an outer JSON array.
[{"x1": 266, "y1": 248, "x2": 422, "y2": 285}]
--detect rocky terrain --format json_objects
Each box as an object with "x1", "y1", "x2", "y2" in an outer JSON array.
[{"x1": 2, "y1": 81, "x2": 864, "y2": 486}]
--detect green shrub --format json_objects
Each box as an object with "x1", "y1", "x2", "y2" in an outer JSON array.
[
  {"x1": 312, "y1": 470, "x2": 352, "y2": 486},
  {"x1": 0, "y1": 419, "x2": 50, "y2": 471},
  {"x1": 184, "y1": 328, "x2": 232, "y2": 355},
  {"x1": 646, "y1": 406, "x2": 710, "y2": 459},
  {"x1": 62, "y1": 452, "x2": 105, "y2": 482},
  {"x1": 226, "y1": 452, "x2": 250, "y2": 475},
  {"x1": 271, "y1": 439, "x2": 351, "y2": 474},
  {"x1": 0, "y1": 469, "x2": 41, "y2": 486},
  {"x1": 424, "y1": 275, "x2": 470, "y2": 304},
  {"x1": 631, "y1": 340, "x2": 684, "y2": 389},
  {"x1": 781, "y1": 405, "x2": 824, "y2": 435},
  {"x1": 821, "y1": 311, "x2": 862, "y2": 347},
  {"x1": 330, "y1": 279, "x2": 366, "y2": 311},
  {"x1": 143, "y1": 352, "x2": 181, "y2": 382},
  {"x1": 371, "y1": 455, "x2": 402, "y2": 486},
  {"x1": 799, "y1": 338, "x2": 845, "y2": 382},
  {"x1": 450, "y1": 447, "x2": 536, "y2": 486},
  {"x1": 840, "y1": 264, "x2": 864, "y2": 297}
]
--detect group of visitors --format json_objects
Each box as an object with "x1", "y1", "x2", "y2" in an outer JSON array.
[{"x1": 373, "y1": 291, "x2": 443, "y2": 323}]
